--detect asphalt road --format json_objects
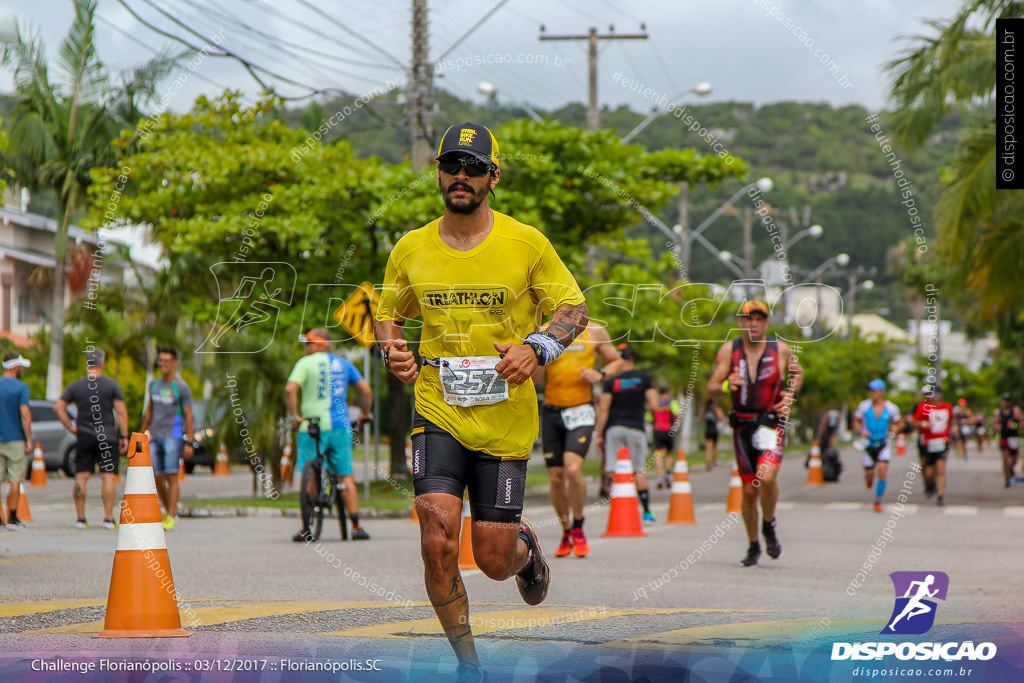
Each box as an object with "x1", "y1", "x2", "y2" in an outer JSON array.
[{"x1": 2, "y1": 441, "x2": 1022, "y2": 682}]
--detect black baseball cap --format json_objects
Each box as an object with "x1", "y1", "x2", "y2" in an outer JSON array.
[
  {"x1": 436, "y1": 122, "x2": 500, "y2": 168},
  {"x1": 1003, "y1": 393, "x2": 1013, "y2": 401},
  {"x1": 617, "y1": 343, "x2": 635, "y2": 361}
]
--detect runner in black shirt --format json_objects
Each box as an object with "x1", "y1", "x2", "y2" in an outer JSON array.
[{"x1": 594, "y1": 345, "x2": 658, "y2": 524}]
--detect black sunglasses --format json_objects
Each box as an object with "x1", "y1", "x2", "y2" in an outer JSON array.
[{"x1": 438, "y1": 157, "x2": 492, "y2": 177}]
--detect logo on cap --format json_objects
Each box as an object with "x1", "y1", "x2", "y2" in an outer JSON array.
[{"x1": 459, "y1": 128, "x2": 477, "y2": 146}]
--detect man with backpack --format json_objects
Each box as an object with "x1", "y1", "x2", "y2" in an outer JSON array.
[{"x1": 141, "y1": 347, "x2": 195, "y2": 530}]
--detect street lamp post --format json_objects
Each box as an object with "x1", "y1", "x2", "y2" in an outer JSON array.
[
  {"x1": 679, "y1": 177, "x2": 772, "y2": 278},
  {"x1": 842, "y1": 268, "x2": 876, "y2": 337},
  {"x1": 777, "y1": 223, "x2": 822, "y2": 321},
  {"x1": 477, "y1": 82, "x2": 543, "y2": 123},
  {"x1": 621, "y1": 82, "x2": 712, "y2": 144},
  {"x1": 795, "y1": 253, "x2": 850, "y2": 338}
]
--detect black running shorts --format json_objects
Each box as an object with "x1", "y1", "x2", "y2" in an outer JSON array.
[
  {"x1": 411, "y1": 412, "x2": 527, "y2": 524},
  {"x1": 653, "y1": 430, "x2": 674, "y2": 452},
  {"x1": 541, "y1": 403, "x2": 594, "y2": 468},
  {"x1": 75, "y1": 432, "x2": 120, "y2": 475}
]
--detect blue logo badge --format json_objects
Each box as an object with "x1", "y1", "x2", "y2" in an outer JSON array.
[{"x1": 881, "y1": 571, "x2": 949, "y2": 635}]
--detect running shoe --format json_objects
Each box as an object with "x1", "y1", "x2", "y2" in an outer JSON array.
[
  {"x1": 937, "y1": 495, "x2": 945, "y2": 507},
  {"x1": 656, "y1": 479, "x2": 665, "y2": 490},
  {"x1": 292, "y1": 529, "x2": 314, "y2": 543},
  {"x1": 873, "y1": 502, "x2": 883, "y2": 513},
  {"x1": 6, "y1": 519, "x2": 25, "y2": 531},
  {"x1": 101, "y1": 519, "x2": 118, "y2": 530},
  {"x1": 74, "y1": 519, "x2": 89, "y2": 530},
  {"x1": 554, "y1": 531, "x2": 574, "y2": 557},
  {"x1": 162, "y1": 515, "x2": 176, "y2": 531},
  {"x1": 762, "y1": 518, "x2": 782, "y2": 559},
  {"x1": 740, "y1": 543, "x2": 761, "y2": 567},
  {"x1": 1007, "y1": 478, "x2": 1012, "y2": 489},
  {"x1": 515, "y1": 518, "x2": 549, "y2": 606},
  {"x1": 642, "y1": 511, "x2": 656, "y2": 525},
  {"x1": 351, "y1": 526, "x2": 370, "y2": 540},
  {"x1": 925, "y1": 482, "x2": 936, "y2": 498},
  {"x1": 571, "y1": 527, "x2": 590, "y2": 558}
]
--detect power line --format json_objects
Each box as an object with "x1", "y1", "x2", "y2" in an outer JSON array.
[
  {"x1": 647, "y1": 39, "x2": 680, "y2": 93},
  {"x1": 176, "y1": 0, "x2": 354, "y2": 86},
  {"x1": 207, "y1": 0, "x2": 399, "y2": 71},
  {"x1": 436, "y1": 0, "x2": 513, "y2": 61},
  {"x1": 291, "y1": 0, "x2": 406, "y2": 68},
  {"x1": 116, "y1": 0, "x2": 371, "y2": 99},
  {"x1": 96, "y1": 13, "x2": 232, "y2": 93}
]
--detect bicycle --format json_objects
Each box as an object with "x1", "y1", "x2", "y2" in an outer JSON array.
[{"x1": 298, "y1": 417, "x2": 348, "y2": 542}]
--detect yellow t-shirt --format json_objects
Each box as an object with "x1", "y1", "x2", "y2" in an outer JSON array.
[
  {"x1": 376, "y1": 211, "x2": 585, "y2": 459},
  {"x1": 543, "y1": 326, "x2": 595, "y2": 408}
]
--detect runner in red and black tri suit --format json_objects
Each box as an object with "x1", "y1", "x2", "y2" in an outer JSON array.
[{"x1": 709, "y1": 300, "x2": 803, "y2": 567}]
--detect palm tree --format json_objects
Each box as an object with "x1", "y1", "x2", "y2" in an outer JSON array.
[
  {"x1": 0, "y1": 0, "x2": 175, "y2": 398},
  {"x1": 885, "y1": 0, "x2": 1024, "y2": 325}
]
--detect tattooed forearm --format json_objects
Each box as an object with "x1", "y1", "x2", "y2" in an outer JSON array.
[{"x1": 545, "y1": 302, "x2": 589, "y2": 347}]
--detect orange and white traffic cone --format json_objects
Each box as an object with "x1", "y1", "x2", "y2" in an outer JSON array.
[
  {"x1": 896, "y1": 433, "x2": 906, "y2": 456},
  {"x1": 213, "y1": 442, "x2": 230, "y2": 477},
  {"x1": 96, "y1": 433, "x2": 191, "y2": 638},
  {"x1": 457, "y1": 495, "x2": 476, "y2": 569},
  {"x1": 666, "y1": 451, "x2": 696, "y2": 525},
  {"x1": 806, "y1": 440, "x2": 824, "y2": 486},
  {"x1": 15, "y1": 486, "x2": 32, "y2": 522},
  {"x1": 30, "y1": 443, "x2": 46, "y2": 487},
  {"x1": 726, "y1": 466, "x2": 743, "y2": 514},
  {"x1": 177, "y1": 458, "x2": 186, "y2": 482},
  {"x1": 280, "y1": 441, "x2": 293, "y2": 483},
  {"x1": 602, "y1": 447, "x2": 646, "y2": 537}
]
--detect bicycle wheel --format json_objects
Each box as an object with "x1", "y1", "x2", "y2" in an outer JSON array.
[{"x1": 299, "y1": 460, "x2": 324, "y2": 542}]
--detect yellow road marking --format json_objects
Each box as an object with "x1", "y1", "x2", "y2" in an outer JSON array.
[
  {"x1": 0, "y1": 599, "x2": 106, "y2": 618},
  {"x1": 26, "y1": 601, "x2": 430, "y2": 634},
  {"x1": 319, "y1": 607, "x2": 776, "y2": 638}
]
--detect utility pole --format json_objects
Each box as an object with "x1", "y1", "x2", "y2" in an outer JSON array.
[
  {"x1": 539, "y1": 26, "x2": 647, "y2": 132},
  {"x1": 410, "y1": 0, "x2": 434, "y2": 169}
]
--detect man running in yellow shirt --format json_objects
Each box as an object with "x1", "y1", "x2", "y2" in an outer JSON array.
[
  {"x1": 532, "y1": 323, "x2": 622, "y2": 558},
  {"x1": 374, "y1": 122, "x2": 587, "y2": 681}
]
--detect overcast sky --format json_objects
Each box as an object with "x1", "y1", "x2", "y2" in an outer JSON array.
[{"x1": 0, "y1": 0, "x2": 961, "y2": 115}]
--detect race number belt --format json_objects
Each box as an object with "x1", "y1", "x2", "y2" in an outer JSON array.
[
  {"x1": 433, "y1": 356, "x2": 509, "y2": 407},
  {"x1": 561, "y1": 403, "x2": 596, "y2": 430},
  {"x1": 926, "y1": 438, "x2": 948, "y2": 453}
]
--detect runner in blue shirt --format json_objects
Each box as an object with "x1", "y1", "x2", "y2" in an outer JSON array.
[{"x1": 853, "y1": 379, "x2": 904, "y2": 512}]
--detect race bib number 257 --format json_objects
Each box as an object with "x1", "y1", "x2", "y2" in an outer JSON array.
[{"x1": 439, "y1": 356, "x2": 509, "y2": 407}]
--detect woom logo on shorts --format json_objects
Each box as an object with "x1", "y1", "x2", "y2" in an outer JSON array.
[{"x1": 831, "y1": 571, "x2": 997, "y2": 662}]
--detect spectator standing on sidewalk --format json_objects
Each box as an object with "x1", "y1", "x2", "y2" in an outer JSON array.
[{"x1": 0, "y1": 352, "x2": 32, "y2": 529}]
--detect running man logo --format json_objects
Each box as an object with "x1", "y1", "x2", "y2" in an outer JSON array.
[
  {"x1": 459, "y1": 128, "x2": 477, "y2": 145},
  {"x1": 198, "y1": 262, "x2": 296, "y2": 353},
  {"x1": 881, "y1": 571, "x2": 949, "y2": 635}
]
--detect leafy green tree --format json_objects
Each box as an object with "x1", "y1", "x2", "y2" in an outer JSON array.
[
  {"x1": 89, "y1": 95, "x2": 747, "y2": 481},
  {"x1": 885, "y1": 0, "x2": 1024, "y2": 329},
  {"x1": 0, "y1": 0, "x2": 174, "y2": 399}
]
